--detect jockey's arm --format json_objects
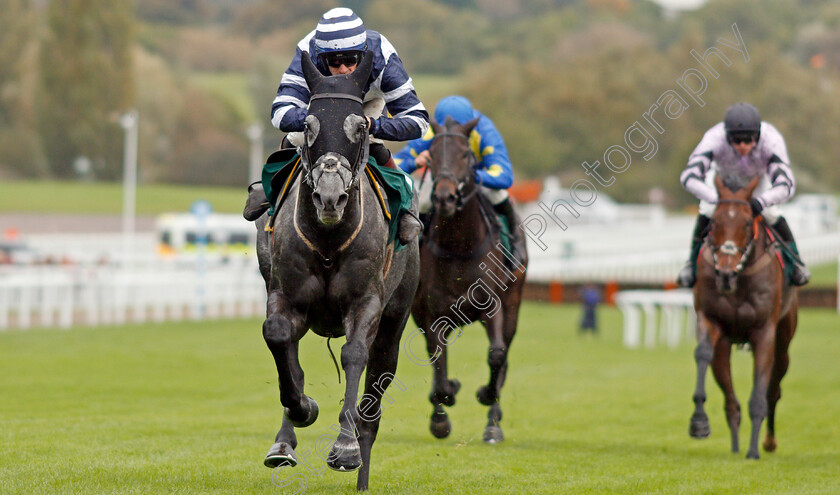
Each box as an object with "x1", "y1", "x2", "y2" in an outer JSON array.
[
  {"x1": 473, "y1": 120, "x2": 513, "y2": 189},
  {"x1": 394, "y1": 129, "x2": 433, "y2": 174},
  {"x1": 372, "y1": 40, "x2": 429, "y2": 142},
  {"x1": 754, "y1": 124, "x2": 796, "y2": 209},
  {"x1": 680, "y1": 126, "x2": 719, "y2": 203},
  {"x1": 270, "y1": 46, "x2": 311, "y2": 132}
]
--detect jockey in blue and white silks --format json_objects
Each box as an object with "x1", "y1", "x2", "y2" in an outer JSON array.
[
  {"x1": 677, "y1": 102, "x2": 809, "y2": 287},
  {"x1": 245, "y1": 8, "x2": 426, "y2": 244},
  {"x1": 270, "y1": 8, "x2": 428, "y2": 145},
  {"x1": 394, "y1": 95, "x2": 525, "y2": 264}
]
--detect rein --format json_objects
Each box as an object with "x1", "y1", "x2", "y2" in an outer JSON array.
[
  {"x1": 292, "y1": 172, "x2": 365, "y2": 268},
  {"x1": 292, "y1": 90, "x2": 370, "y2": 268}
]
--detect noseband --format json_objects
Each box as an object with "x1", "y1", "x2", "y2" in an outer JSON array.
[
  {"x1": 708, "y1": 199, "x2": 761, "y2": 274},
  {"x1": 429, "y1": 132, "x2": 479, "y2": 210},
  {"x1": 301, "y1": 92, "x2": 369, "y2": 193}
]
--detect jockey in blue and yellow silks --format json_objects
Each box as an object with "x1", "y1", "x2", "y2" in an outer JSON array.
[
  {"x1": 395, "y1": 95, "x2": 514, "y2": 192},
  {"x1": 394, "y1": 95, "x2": 524, "y2": 263}
]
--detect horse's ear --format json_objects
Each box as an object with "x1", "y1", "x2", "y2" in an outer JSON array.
[
  {"x1": 461, "y1": 117, "x2": 480, "y2": 136},
  {"x1": 430, "y1": 120, "x2": 443, "y2": 135},
  {"x1": 744, "y1": 175, "x2": 760, "y2": 198},
  {"x1": 300, "y1": 51, "x2": 323, "y2": 88},
  {"x1": 351, "y1": 50, "x2": 374, "y2": 88}
]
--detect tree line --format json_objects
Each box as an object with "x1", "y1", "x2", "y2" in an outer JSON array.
[{"x1": 1, "y1": 0, "x2": 839, "y2": 206}]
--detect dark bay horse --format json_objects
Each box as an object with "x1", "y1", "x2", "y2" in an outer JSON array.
[
  {"x1": 258, "y1": 50, "x2": 419, "y2": 491},
  {"x1": 689, "y1": 174, "x2": 798, "y2": 459},
  {"x1": 410, "y1": 117, "x2": 527, "y2": 443}
]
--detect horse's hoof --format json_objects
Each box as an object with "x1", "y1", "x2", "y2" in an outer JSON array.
[
  {"x1": 483, "y1": 425, "x2": 504, "y2": 444},
  {"x1": 476, "y1": 385, "x2": 496, "y2": 406},
  {"x1": 327, "y1": 439, "x2": 362, "y2": 472},
  {"x1": 763, "y1": 437, "x2": 777, "y2": 452},
  {"x1": 430, "y1": 411, "x2": 452, "y2": 439},
  {"x1": 285, "y1": 395, "x2": 319, "y2": 428},
  {"x1": 746, "y1": 449, "x2": 760, "y2": 460},
  {"x1": 689, "y1": 413, "x2": 710, "y2": 439},
  {"x1": 264, "y1": 441, "x2": 297, "y2": 468}
]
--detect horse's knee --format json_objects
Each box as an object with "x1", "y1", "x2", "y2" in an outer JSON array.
[
  {"x1": 487, "y1": 346, "x2": 507, "y2": 370},
  {"x1": 263, "y1": 314, "x2": 292, "y2": 348},
  {"x1": 749, "y1": 395, "x2": 768, "y2": 419},
  {"x1": 340, "y1": 340, "x2": 368, "y2": 368},
  {"x1": 694, "y1": 341, "x2": 713, "y2": 363}
]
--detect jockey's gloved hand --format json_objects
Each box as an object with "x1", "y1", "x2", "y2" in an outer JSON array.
[{"x1": 749, "y1": 198, "x2": 763, "y2": 217}]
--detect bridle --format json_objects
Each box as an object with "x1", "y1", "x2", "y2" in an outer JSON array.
[
  {"x1": 707, "y1": 198, "x2": 762, "y2": 274},
  {"x1": 429, "y1": 132, "x2": 479, "y2": 211},
  {"x1": 300, "y1": 92, "x2": 370, "y2": 194}
]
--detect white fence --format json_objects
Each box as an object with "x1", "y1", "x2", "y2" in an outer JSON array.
[
  {"x1": 525, "y1": 216, "x2": 840, "y2": 284},
  {"x1": 615, "y1": 289, "x2": 696, "y2": 348},
  {"x1": 0, "y1": 259, "x2": 266, "y2": 330}
]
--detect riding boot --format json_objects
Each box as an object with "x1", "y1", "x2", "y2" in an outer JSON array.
[
  {"x1": 370, "y1": 142, "x2": 399, "y2": 169},
  {"x1": 677, "y1": 214, "x2": 711, "y2": 288},
  {"x1": 772, "y1": 217, "x2": 811, "y2": 286},
  {"x1": 398, "y1": 211, "x2": 423, "y2": 244},
  {"x1": 493, "y1": 198, "x2": 527, "y2": 266},
  {"x1": 243, "y1": 180, "x2": 270, "y2": 222}
]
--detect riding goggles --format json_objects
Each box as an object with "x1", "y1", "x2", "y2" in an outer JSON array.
[
  {"x1": 323, "y1": 51, "x2": 362, "y2": 68},
  {"x1": 727, "y1": 132, "x2": 758, "y2": 145}
]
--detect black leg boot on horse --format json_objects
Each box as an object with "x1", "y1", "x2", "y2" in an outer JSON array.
[
  {"x1": 772, "y1": 217, "x2": 811, "y2": 286},
  {"x1": 493, "y1": 198, "x2": 526, "y2": 267},
  {"x1": 370, "y1": 142, "x2": 423, "y2": 244},
  {"x1": 677, "y1": 214, "x2": 711, "y2": 288}
]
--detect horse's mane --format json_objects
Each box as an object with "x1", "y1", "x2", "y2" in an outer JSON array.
[{"x1": 719, "y1": 172, "x2": 757, "y2": 193}]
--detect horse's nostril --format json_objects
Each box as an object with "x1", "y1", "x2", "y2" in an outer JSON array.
[
  {"x1": 447, "y1": 193, "x2": 457, "y2": 204},
  {"x1": 312, "y1": 192, "x2": 323, "y2": 209},
  {"x1": 336, "y1": 193, "x2": 348, "y2": 210}
]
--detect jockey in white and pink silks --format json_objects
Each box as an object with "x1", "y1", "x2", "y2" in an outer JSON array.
[{"x1": 677, "y1": 102, "x2": 810, "y2": 287}]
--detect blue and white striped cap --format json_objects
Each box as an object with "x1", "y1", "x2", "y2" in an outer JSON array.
[{"x1": 314, "y1": 8, "x2": 367, "y2": 53}]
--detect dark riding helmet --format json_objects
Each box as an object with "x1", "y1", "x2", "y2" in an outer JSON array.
[
  {"x1": 724, "y1": 102, "x2": 761, "y2": 141},
  {"x1": 313, "y1": 8, "x2": 368, "y2": 75}
]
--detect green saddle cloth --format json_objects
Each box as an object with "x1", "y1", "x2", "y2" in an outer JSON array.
[
  {"x1": 495, "y1": 212, "x2": 513, "y2": 255},
  {"x1": 261, "y1": 150, "x2": 413, "y2": 251}
]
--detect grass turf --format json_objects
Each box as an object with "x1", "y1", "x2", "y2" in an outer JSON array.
[
  {"x1": 0, "y1": 180, "x2": 245, "y2": 215},
  {"x1": 1, "y1": 303, "x2": 838, "y2": 494}
]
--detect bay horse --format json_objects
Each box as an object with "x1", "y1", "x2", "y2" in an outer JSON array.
[
  {"x1": 410, "y1": 117, "x2": 527, "y2": 443},
  {"x1": 688, "y1": 174, "x2": 798, "y2": 459},
  {"x1": 258, "y1": 50, "x2": 420, "y2": 491}
]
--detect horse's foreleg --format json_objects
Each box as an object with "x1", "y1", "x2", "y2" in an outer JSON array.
[
  {"x1": 423, "y1": 318, "x2": 459, "y2": 439},
  {"x1": 764, "y1": 310, "x2": 795, "y2": 454},
  {"x1": 327, "y1": 296, "x2": 382, "y2": 473},
  {"x1": 355, "y1": 313, "x2": 407, "y2": 492},
  {"x1": 689, "y1": 313, "x2": 719, "y2": 439},
  {"x1": 263, "y1": 301, "x2": 318, "y2": 428},
  {"x1": 479, "y1": 309, "x2": 516, "y2": 444},
  {"x1": 710, "y1": 336, "x2": 739, "y2": 453},
  {"x1": 746, "y1": 321, "x2": 777, "y2": 460}
]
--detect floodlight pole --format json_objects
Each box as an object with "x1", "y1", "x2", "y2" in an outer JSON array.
[
  {"x1": 120, "y1": 110, "x2": 138, "y2": 266},
  {"x1": 247, "y1": 124, "x2": 263, "y2": 184}
]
